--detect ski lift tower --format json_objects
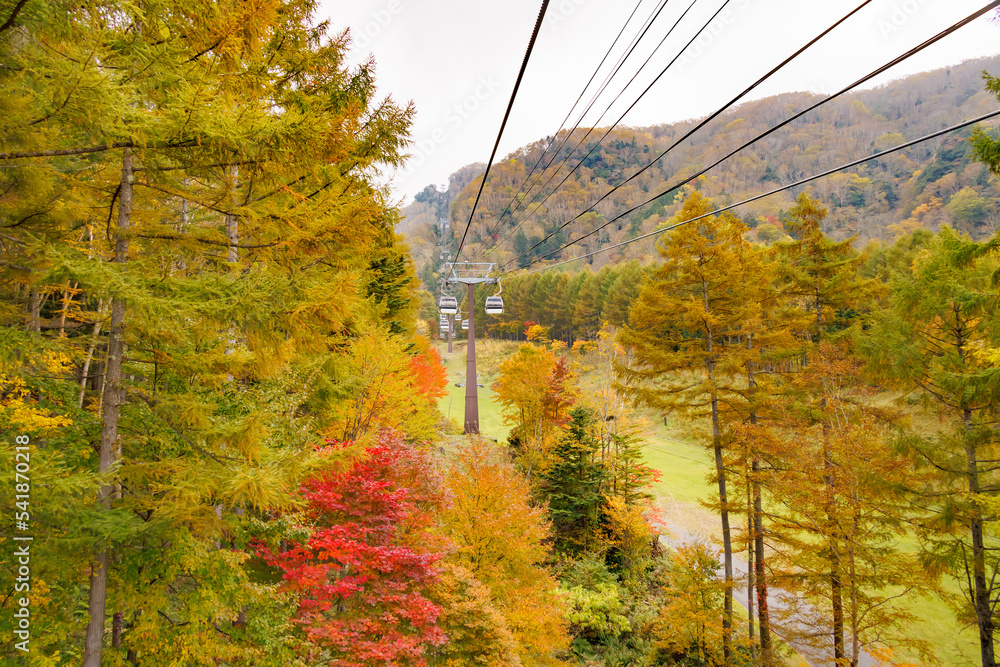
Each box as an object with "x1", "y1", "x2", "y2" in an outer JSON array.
[{"x1": 442, "y1": 262, "x2": 498, "y2": 435}]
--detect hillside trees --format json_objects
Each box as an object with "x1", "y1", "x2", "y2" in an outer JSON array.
[
  {"x1": 328, "y1": 330, "x2": 446, "y2": 443},
  {"x1": 773, "y1": 193, "x2": 874, "y2": 665},
  {"x1": 970, "y1": 70, "x2": 1000, "y2": 178},
  {"x1": 580, "y1": 326, "x2": 657, "y2": 506},
  {"x1": 404, "y1": 56, "x2": 1000, "y2": 292},
  {"x1": 763, "y1": 348, "x2": 929, "y2": 665},
  {"x1": 492, "y1": 343, "x2": 578, "y2": 478},
  {"x1": 539, "y1": 407, "x2": 606, "y2": 553}
]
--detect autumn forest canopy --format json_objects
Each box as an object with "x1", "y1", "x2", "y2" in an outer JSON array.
[{"x1": 4, "y1": 1, "x2": 1000, "y2": 667}]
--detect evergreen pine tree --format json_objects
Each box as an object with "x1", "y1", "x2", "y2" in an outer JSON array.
[{"x1": 540, "y1": 407, "x2": 607, "y2": 554}]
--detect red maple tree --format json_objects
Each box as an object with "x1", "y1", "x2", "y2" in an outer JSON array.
[{"x1": 257, "y1": 430, "x2": 447, "y2": 666}]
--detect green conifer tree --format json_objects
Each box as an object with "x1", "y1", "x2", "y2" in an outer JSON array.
[{"x1": 540, "y1": 407, "x2": 607, "y2": 554}]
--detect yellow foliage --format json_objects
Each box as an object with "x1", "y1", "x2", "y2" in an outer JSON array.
[
  {"x1": 526, "y1": 324, "x2": 550, "y2": 343},
  {"x1": 602, "y1": 495, "x2": 653, "y2": 586},
  {"x1": 655, "y1": 543, "x2": 734, "y2": 666},
  {"x1": 967, "y1": 339, "x2": 1000, "y2": 368},
  {"x1": 441, "y1": 439, "x2": 571, "y2": 664},
  {"x1": 0, "y1": 372, "x2": 72, "y2": 432},
  {"x1": 327, "y1": 327, "x2": 442, "y2": 443}
]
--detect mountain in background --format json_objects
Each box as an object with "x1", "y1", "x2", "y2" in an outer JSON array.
[{"x1": 402, "y1": 55, "x2": 1000, "y2": 293}]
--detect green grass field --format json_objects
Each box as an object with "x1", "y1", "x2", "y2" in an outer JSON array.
[
  {"x1": 433, "y1": 339, "x2": 978, "y2": 666},
  {"x1": 435, "y1": 340, "x2": 510, "y2": 440},
  {"x1": 639, "y1": 424, "x2": 974, "y2": 666}
]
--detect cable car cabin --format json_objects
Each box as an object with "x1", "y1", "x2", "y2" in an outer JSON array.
[
  {"x1": 485, "y1": 295, "x2": 504, "y2": 314},
  {"x1": 461, "y1": 319, "x2": 469, "y2": 331},
  {"x1": 438, "y1": 296, "x2": 458, "y2": 314}
]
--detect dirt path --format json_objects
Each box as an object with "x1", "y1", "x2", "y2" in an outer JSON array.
[{"x1": 655, "y1": 496, "x2": 878, "y2": 667}]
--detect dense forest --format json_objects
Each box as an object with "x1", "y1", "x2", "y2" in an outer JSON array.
[
  {"x1": 404, "y1": 55, "x2": 1000, "y2": 295},
  {"x1": 4, "y1": 0, "x2": 1000, "y2": 666}
]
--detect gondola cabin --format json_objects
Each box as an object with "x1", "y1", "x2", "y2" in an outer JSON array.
[
  {"x1": 461, "y1": 319, "x2": 469, "y2": 331},
  {"x1": 485, "y1": 295, "x2": 504, "y2": 314},
  {"x1": 438, "y1": 295, "x2": 458, "y2": 314}
]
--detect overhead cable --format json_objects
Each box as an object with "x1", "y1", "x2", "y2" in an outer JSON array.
[
  {"x1": 455, "y1": 0, "x2": 550, "y2": 260},
  {"x1": 510, "y1": 108, "x2": 1000, "y2": 276},
  {"x1": 487, "y1": 0, "x2": 680, "y2": 243},
  {"x1": 508, "y1": 1, "x2": 1000, "y2": 269},
  {"x1": 504, "y1": 0, "x2": 879, "y2": 269},
  {"x1": 499, "y1": 0, "x2": 730, "y2": 243},
  {"x1": 482, "y1": 0, "x2": 655, "y2": 241}
]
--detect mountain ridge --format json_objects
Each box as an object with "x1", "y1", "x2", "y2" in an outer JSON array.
[{"x1": 402, "y1": 54, "x2": 1000, "y2": 292}]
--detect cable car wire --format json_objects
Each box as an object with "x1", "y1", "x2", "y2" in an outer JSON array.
[
  {"x1": 489, "y1": 0, "x2": 681, "y2": 249},
  {"x1": 482, "y1": 0, "x2": 655, "y2": 242},
  {"x1": 503, "y1": 0, "x2": 879, "y2": 270},
  {"x1": 495, "y1": 0, "x2": 728, "y2": 247},
  {"x1": 455, "y1": 0, "x2": 551, "y2": 261},
  {"x1": 485, "y1": 0, "x2": 677, "y2": 244},
  {"x1": 509, "y1": 108, "x2": 1000, "y2": 277},
  {"x1": 505, "y1": 1, "x2": 999, "y2": 271}
]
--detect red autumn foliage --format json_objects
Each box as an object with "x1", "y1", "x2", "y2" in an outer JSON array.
[
  {"x1": 257, "y1": 430, "x2": 447, "y2": 666},
  {"x1": 408, "y1": 338, "x2": 448, "y2": 403}
]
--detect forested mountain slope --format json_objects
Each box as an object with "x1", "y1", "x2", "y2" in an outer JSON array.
[{"x1": 403, "y1": 55, "x2": 1000, "y2": 291}]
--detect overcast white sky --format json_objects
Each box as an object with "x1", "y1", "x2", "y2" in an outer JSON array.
[{"x1": 316, "y1": 0, "x2": 1000, "y2": 205}]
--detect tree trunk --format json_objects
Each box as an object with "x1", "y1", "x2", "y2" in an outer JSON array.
[
  {"x1": 226, "y1": 166, "x2": 238, "y2": 263},
  {"x1": 28, "y1": 286, "x2": 40, "y2": 333},
  {"x1": 58, "y1": 282, "x2": 73, "y2": 336},
  {"x1": 715, "y1": 431, "x2": 733, "y2": 664},
  {"x1": 747, "y1": 475, "x2": 755, "y2": 645},
  {"x1": 954, "y1": 302, "x2": 995, "y2": 667},
  {"x1": 704, "y1": 277, "x2": 732, "y2": 663},
  {"x1": 711, "y1": 386, "x2": 733, "y2": 663},
  {"x1": 823, "y1": 414, "x2": 845, "y2": 667},
  {"x1": 753, "y1": 456, "x2": 773, "y2": 665},
  {"x1": 849, "y1": 508, "x2": 860, "y2": 667},
  {"x1": 831, "y1": 553, "x2": 845, "y2": 665},
  {"x1": 966, "y1": 414, "x2": 994, "y2": 667},
  {"x1": 112, "y1": 611, "x2": 123, "y2": 647},
  {"x1": 79, "y1": 303, "x2": 104, "y2": 408},
  {"x1": 83, "y1": 146, "x2": 132, "y2": 667}
]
